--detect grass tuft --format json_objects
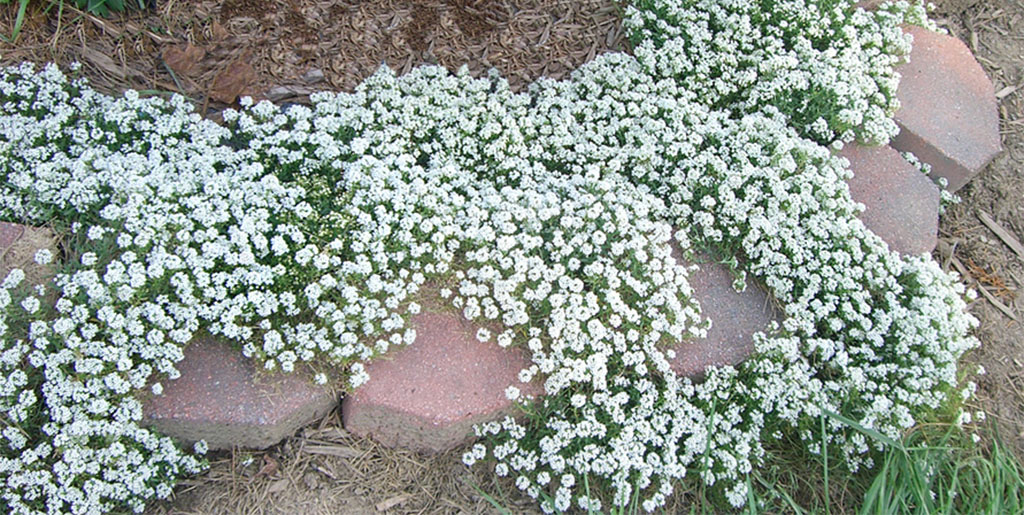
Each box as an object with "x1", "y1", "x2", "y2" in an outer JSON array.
[{"x1": 858, "y1": 423, "x2": 1023, "y2": 514}]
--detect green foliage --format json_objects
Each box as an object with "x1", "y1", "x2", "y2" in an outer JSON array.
[
  {"x1": 1, "y1": 0, "x2": 148, "y2": 43},
  {"x1": 71, "y1": 0, "x2": 148, "y2": 20},
  {"x1": 0, "y1": 0, "x2": 31, "y2": 42},
  {"x1": 476, "y1": 423, "x2": 1024, "y2": 514},
  {"x1": 741, "y1": 410, "x2": 1024, "y2": 514},
  {"x1": 859, "y1": 424, "x2": 1023, "y2": 514}
]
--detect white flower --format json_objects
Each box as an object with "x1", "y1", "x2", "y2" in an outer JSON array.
[
  {"x1": 570, "y1": 393, "x2": 587, "y2": 408},
  {"x1": 505, "y1": 385, "x2": 521, "y2": 401},
  {"x1": 0, "y1": 15, "x2": 973, "y2": 511},
  {"x1": 34, "y1": 248, "x2": 53, "y2": 265},
  {"x1": 2, "y1": 268, "x2": 24, "y2": 289},
  {"x1": 20, "y1": 297, "x2": 40, "y2": 314}
]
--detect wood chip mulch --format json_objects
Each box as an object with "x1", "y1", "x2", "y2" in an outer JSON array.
[{"x1": 0, "y1": 0, "x2": 627, "y2": 110}]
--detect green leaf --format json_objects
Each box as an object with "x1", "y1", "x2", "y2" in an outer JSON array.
[
  {"x1": 85, "y1": 0, "x2": 106, "y2": 15},
  {"x1": 4, "y1": 0, "x2": 31, "y2": 43},
  {"x1": 822, "y1": 409, "x2": 904, "y2": 451}
]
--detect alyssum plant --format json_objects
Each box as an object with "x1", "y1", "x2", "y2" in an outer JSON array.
[{"x1": 0, "y1": 0, "x2": 978, "y2": 513}]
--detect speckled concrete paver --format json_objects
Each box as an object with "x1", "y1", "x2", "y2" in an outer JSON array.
[
  {"x1": 0, "y1": 222, "x2": 25, "y2": 250},
  {"x1": 841, "y1": 143, "x2": 940, "y2": 255},
  {"x1": 142, "y1": 335, "x2": 337, "y2": 450},
  {"x1": 669, "y1": 246, "x2": 780, "y2": 378},
  {"x1": 342, "y1": 304, "x2": 542, "y2": 453},
  {"x1": 0, "y1": 221, "x2": 58, "y2": 289},
  {"x1": 131, "y1": 24, "x2": 1003, "y2": 454},
  {"x1": 892, "y1": 25, "x2": 1001, "y2": 192}
]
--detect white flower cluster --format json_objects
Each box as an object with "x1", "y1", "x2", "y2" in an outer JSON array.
[
  {"x1": 0, "y1": 62, "x2": 414, "y2": 512},
  {"x1": 903, "y1": 149, "x2": 960, "y2": 211},
  {"x1": 665, "y1": 112, "x2": 978, "y2": 474},
  {"x1": 0, "y1": 0, "x2": 977, "y2": 512},
  {"x1": 623, "y1": 0, "x2": 935, "y2": 145}
]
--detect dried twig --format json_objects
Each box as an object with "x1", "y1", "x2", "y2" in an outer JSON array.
[
  {"x1": 950, "y1": 253, "x2": 1018, "y2": 321},
  {"x1": 977, "y1": 284, "x2": 1018, "y2": 321},
  {"x1": 303, "y1": 444, "x2": 364, "y2": 459},
  {"x1": 375, "y1": 493, "x2": 412, "y2": 512},
  {"x1": 62, "y1": 3, "x2": 175, "y2": 45},
  {"x1": 978, "y1": 210, "x2": 1024, "y2": 263},
  {"x1": 948, "y1": 254, "x2": 972, "y2": 281},
  {"x1": 996, "y1": 85, "x2": 1018, "y2": 98}
]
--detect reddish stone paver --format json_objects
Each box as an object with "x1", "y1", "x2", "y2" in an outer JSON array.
[
  {"x1": 669, "y1": 245, "x2": 780, "y2": 378},
  {"x1": 840, "y1": 143, "x2": 940, "y2": 255},
  {"x1": 123, "y1": 22, "x2": 1008, "y2": 453},
  {"x1": 891, "y1": 25, "x2": 1001, "y2": 192},
  {"x1": 342, "y1": 305, "x2": 541, "y2": 454},
  {"x1": 854, "y1": 0, "x2": 885, "y2": 10},
  {"x1": 142, "y1": 335, "x2": 337, "y2": 450},
  {"x1": 0, "y1": 221, "x2": 58, "y2": 289},
  {"x1": 0, "y1": 222, "x2": 25, "y2": 250}
]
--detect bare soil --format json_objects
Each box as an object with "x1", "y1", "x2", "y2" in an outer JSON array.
[
  {"x1": 1, "y1": 0, "x2": 1022, "y2": 512},
  {"x1": 931, "y1": 0, "x2": 1024, "y2": 458}
]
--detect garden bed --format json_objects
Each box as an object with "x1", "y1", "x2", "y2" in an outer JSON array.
[{"x1": 1, "y1": 0, "x2": 1022, "y2": 513}]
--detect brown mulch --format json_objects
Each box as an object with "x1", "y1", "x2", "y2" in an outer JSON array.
[
  {"x1": 931, "y1": 0, "x2": 1024, "y2": 458},
  {"x1": 148, "y1": 409, "x2": 548, "y2": 514},
  {"x1": 0, "y1": 0, "x2": 625, "y2": 110}
]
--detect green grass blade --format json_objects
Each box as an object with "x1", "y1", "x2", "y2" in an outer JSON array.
[
  {"x1": 5, "y1": 0, "x2": 31, "y2": 42},
  {"x1": 822, "y1": 409, "x2": 904, "y2": 451},
  {"x1": 470, "y1": 480, "x2": 514, "y2": 515},
  {"x1": 821, "y1": 413, "x2": 831, "y2": 515}
]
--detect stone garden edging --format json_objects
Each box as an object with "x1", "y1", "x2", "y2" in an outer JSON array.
[{"x1": 0, "y1": 22, "x2": 999, "y2": 454}]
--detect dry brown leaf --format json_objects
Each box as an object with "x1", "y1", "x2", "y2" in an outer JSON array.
[
  {"x1": 79, "y1": 47, "x2": 130, "y2": 81},
  {"x1": 266, "y1": 479, "x2": 290, "y2": 494},
  {"x1": 211, "y1": 20, "x2": 230, "y2": 41},
  {"x1": 210, "y1": 58, "x2": 257, "y2": 103},
  {"x1": 162, "y1": 43, "x2": 206, "y2": 76},
  {"x1": 254, "y1": 455, "x2": 279, "y2": 479}
]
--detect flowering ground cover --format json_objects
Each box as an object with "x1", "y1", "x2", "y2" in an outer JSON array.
[{"x1": 0, "y1": 0, "x2": 990, "y2": 513}]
